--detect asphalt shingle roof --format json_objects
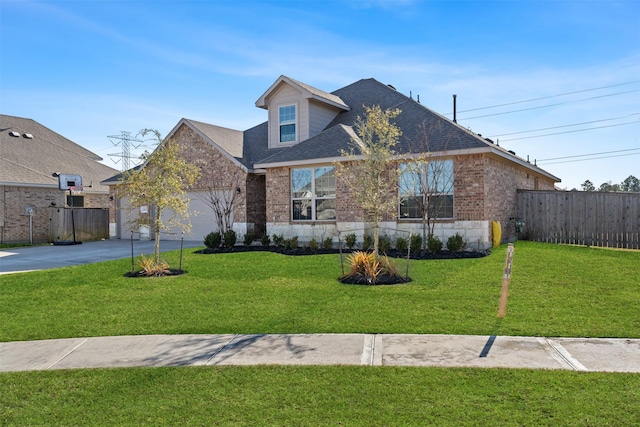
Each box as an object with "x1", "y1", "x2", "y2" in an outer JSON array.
[{"x1": 1, "y1": 114, "x2": 118, "y2": 192}]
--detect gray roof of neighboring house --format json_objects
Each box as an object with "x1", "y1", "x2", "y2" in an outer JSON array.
[{"x1": 0, "y1": 114, "x2": 118, "y2": 192}]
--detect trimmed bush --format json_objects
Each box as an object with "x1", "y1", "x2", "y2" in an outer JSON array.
[
  {"x1": 345, "y1": 233, "x2": 357, "y2": 250},
  {"x1": 322, "y1": 237, "x2": 333, "y2": 250},
  {"x1": 447, "y1": 233, "x2": 466, "y2": 252},
  {"x1": 223, "y1": 229, "x2": 237, "y2": 249},
  {"x1": 286, "y1": 236, "x2": 299, "y2": 250},
  {"x1": 379, "y1": 235, "x2": 391, "y2": 254},
  {"x1": 395, "y1": 237, "x2": 408, "y2": 252},
  {"x1": 309, "y1": 238, "x2": 318, "y2": 253},
  {"x1": 272, "y1": 234, "x2": 285, "y2": 247},
  {"x1": 427, "y1": 235, "x2": 443, "y2": 254},
  {"x1": 410, "y1": 234, "x2": 422, "y2": 253},
  {"x1": 260, "y1": 233, "x2": 270, "y2": 247},
  {"x1": 363, "y1": 234, "x2": 373, "y2": 251},
  {"x1": 203, "y1": 231, "x2": 221, "y2": 249},
  {"x1": 243, "y1": 233, "x2": 255, "y2": 246}
]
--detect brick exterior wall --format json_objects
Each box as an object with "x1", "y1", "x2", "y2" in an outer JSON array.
[
  {"x1": 0, "y1": 185, "x2": 110, "y2": 243},
  {"x1": 265, "y1": 167, "x2": 291, "y2": 223},
  {"x1": 263, "y1": 153, "x2": 557, "y2": 247}
]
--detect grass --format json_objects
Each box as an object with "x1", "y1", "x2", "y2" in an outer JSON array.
[
  {"x1": 1, "y1": 241, "x2": 638, "y2": 342},
  {"x1": 1, "y1": 241, "x2": 638, "y2": 425},
  {"x1": 2, "y1": 366, "x2": 639, "y2": 426}
]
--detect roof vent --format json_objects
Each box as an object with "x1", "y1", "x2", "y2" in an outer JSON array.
[
  {"x1": 9, "y1": 131, "x2": 20, "y2": 137},
  {"x1": 23, "y1": 133, "x2": 34, "y2": 139},
  {"x1": 387, "y1": 84, "x2": 396, "y2": 91}
]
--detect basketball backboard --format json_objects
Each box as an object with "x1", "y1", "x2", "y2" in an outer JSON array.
[{"x1": 57, "y1": 174, "x2": 83, "y2": 190}]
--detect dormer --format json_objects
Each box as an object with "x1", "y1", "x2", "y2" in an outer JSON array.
[{"x1": 256, "y1": 75, "x2": 350, "y2": 149}]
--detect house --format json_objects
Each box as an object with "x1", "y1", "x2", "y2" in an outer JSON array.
[
  {"x1": 0, "y1": 114, "x2": 118, "y2": 243},
  {"x1": 107, "y1": 76, "x2": 560, "y2": 249}
]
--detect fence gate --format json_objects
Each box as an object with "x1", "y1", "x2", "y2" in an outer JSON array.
[
  {"x1": 50, "y1": 208, "x2": 110, "y2": 243},
  {"x1": 517, "y1": 191, "x2": 640, "y2": 249}
]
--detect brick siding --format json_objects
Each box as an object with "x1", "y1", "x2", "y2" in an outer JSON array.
[{"x1": 0, "y1": 185, "x2": 109, "y2": 243}]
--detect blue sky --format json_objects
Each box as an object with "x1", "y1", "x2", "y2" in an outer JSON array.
[{"x1": 1, "y1": 0, "x2": 638, "y2": 190}]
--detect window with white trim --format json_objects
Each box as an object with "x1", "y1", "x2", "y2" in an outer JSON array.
[
  {"x1": 292, "y1": 166, "x2": 336, "y2": 221},
  {"x1": 399, "y1": 160, "x2": 454, "y2": 219},
  {"x1": 279, "y1": 105, "x2": 296, "y2": 143}
]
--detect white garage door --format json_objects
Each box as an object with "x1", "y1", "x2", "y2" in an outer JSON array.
[{"x1": 160, "y1": 191, "x2": 220, "y2": 241}]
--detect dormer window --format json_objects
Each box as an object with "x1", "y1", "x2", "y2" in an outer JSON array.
[{"x1": 279, "y1": 105, "x2": 296, "y2": 143}]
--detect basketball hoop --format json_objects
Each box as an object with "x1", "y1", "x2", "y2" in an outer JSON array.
[{"x1": 69, "y1": 185, "x2": 83, "y2": 195}]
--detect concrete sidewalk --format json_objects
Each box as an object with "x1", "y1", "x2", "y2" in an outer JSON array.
[
  {"x1": 0, "y1": 239, "x2": 203, "y2": 274},
  {"x1": 2, "y1": 334, "x2": 639, "y2": 373}
]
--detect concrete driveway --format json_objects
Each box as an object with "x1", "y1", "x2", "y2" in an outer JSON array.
[{"x1": 0, "y1": 239, "x2": 203, "y2": 274}]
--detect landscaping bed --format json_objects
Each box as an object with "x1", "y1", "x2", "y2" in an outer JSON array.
[{"x1": 195, "y1": 245, "x2": 491, "y2": 260}]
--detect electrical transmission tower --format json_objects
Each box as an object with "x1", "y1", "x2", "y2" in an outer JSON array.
[{"x1": 108, "y1": 131, "x2": 144, "y2": 171}]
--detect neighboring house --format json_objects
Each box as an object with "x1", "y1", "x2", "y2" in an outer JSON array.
[
  {"x1": 107, "y1": 76, "x2": 560, "y2": 249},
  {"x1": 0, "y1": 114, "x2": 118, "y2": 243}
]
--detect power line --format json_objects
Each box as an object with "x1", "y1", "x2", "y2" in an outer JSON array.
[
  {"x1": 537, "y1": 152, "x2": 640, "y2": 165},
  {"x1": 489, "y1": 114, "x2": 640, "y2": 138},
  {"x1": 453, "y1": 80, "x2": 640, "y2": 114},
  {"x1": 537, "y1": 147, "x2": 640, "y2": 162},
  {"x1": 459, "y1": 89, "x2": 640, "y2": 120},
  {"x1": 498, "y1": 120, "x2": 639, "y2": 142}
]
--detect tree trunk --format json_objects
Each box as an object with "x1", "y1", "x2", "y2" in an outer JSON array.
[{"x1": 153, "y1": 208, "x2": 161, "y2": 265}]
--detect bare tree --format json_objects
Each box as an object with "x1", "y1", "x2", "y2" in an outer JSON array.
[
  {"x1": 197, "y1": 168, "x2": 246, "y2": 234},
  {"x1": 399, "y1": 122, "x2": 454, "y2": 249}
]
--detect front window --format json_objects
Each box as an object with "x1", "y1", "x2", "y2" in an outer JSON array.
[
  {"x1": 399, "y1": 160, "x2": 454, "y2": 219},
  {"x1": 292, "y1": 166, "x2": 336, "y2": 221},
  {"x1": 279, "y1": 105, "x2": 296, "y2": 143}
]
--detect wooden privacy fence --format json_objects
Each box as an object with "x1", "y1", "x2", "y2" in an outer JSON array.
[
  {"x1": 517, "y1": 190, "x2": 640, "y2": 249},
  {"x1": 50, "y1": 208, "x2": 110, "y2": 243}
]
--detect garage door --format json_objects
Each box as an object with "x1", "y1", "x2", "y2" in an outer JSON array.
[{"x1": 160, "y1": 191, "x2": 220, "y2": 241}]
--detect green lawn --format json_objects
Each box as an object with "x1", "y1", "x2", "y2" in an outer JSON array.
[
  {"x1": 2, "y1": 241, "x2": 639, "y2": 425},
  {"x1": 1, "y1": 241, "x2": 639, "y2": 342}
]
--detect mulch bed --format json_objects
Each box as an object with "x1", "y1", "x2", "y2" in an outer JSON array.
[
  {"x1": 195, "y1": 245, "x2": 491, "y2": 285},
  {"x1": 195, "y1": 245, "x2": 491, "y2": 260},
  {"x1": 124, "y1": 269, "x2": 186, "y2": 278}
]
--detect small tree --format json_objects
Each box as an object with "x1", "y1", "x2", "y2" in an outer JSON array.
[
  {"x1": 334, "y1": 105, "x2": 402, "y2": 261},
  {"x1": 400, "y1": 122, "x2": 454, "y2": 249},
  {"x1": 117, "y1": 129, "x2": 200, "y2": 266},
  {"x1": 197, "y1": 169, "x2": 245, "y2": 234}
]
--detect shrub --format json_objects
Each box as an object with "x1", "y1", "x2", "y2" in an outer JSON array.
[
  {"x1": 223, "y1": 229, "x2": 237, "y2": 248},
  {"x1": 137, "y1": 254, "x2": 170, "y2": 276},
  {"x1": 395, "y1": 237, "x2": 408, "y2": 252},
  {"x1": 203, "y1": 231, "x2": 221, "y2": 249},
  {"x1": 309, "y1": 238, "x2": 318, "y2": 252},
  {"x1": 260, "y1": 233, "x2": 270, "y2": 247},
  {"x1": 380, "y1": 255, "x2": 399, "y2": 277},
  {"x1": 272, "y1": 234, "x2": 285, "y2": 247},
  {"x1": 243, "y1": 233, "x2": 255, "y2": 246},
  {"x1": 427, "y1": 235, "x2": 443, "y2": 254},
  {"x1": 363, "y1": 234, "x2": 373, "y2": 250},
  {"x1": 322, "y1": 237, "x2": 333, "y2": 250},
  {"x1": 286, "y1": 236, "x2": 299, "y2": 250},
  {"x1": 410, "y1": 234, "x2": 422, "y2": 253},
  {"x1": 343, "y1": 251, "x2": 402, "y2": 285},
  {"x1": 379, "y1": 235, "x2": 391, "y2": 254},
  {"x1": 344, "y1": 251, "x2": 380, "y2": 284},
  {"x1": 345, "y1": 233, "x2": 357, "y2": 250},
  {"x1": 447, "y1": 233, "x2": 466, "y2": 252}
]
